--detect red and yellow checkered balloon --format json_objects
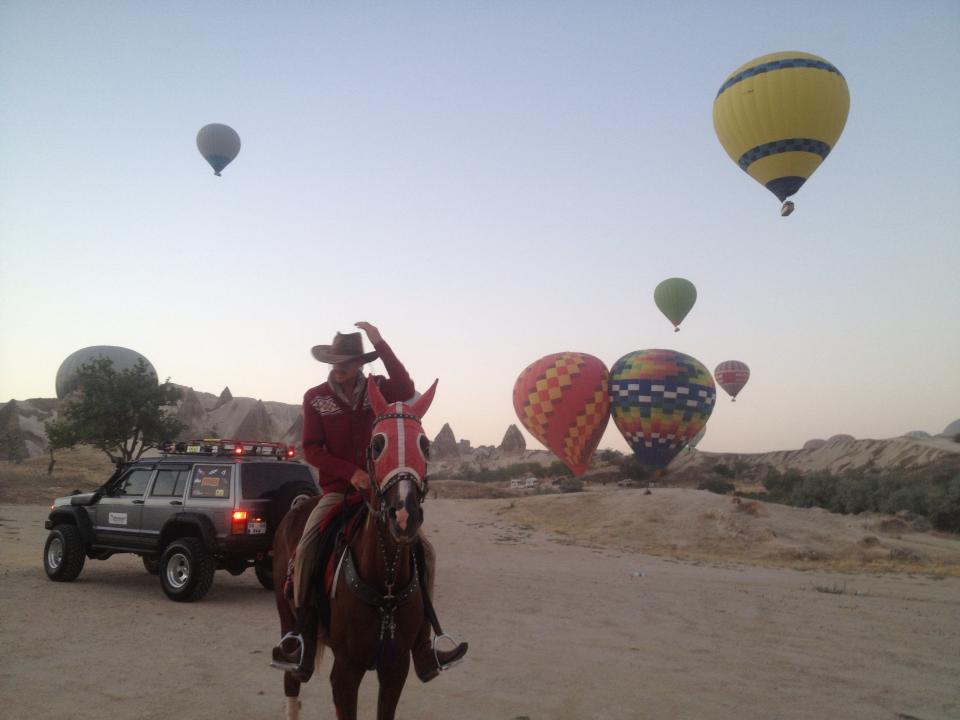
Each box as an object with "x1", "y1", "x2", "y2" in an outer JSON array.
[{"x1": 512, "y1": 352, "x2": 610, "y2": 476}]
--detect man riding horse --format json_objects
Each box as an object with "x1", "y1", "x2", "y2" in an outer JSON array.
[{"x1": 272, "y1": 322, "x2": 468, "y2": 682}]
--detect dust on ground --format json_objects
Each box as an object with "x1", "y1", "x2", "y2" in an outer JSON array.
[{"x1": 3, "y1": 493, "x2": 960, "y2": 719}]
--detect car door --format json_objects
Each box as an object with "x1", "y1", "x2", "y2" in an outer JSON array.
[
  {"x1": 91, "y1": 466, "x2": 154, "y2": 549},
  {"x1": 141, "y1": 464, "x2": 190, "y2": 552}
]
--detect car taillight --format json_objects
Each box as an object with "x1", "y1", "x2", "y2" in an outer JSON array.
[
  {"x1": 234, "y1": 446, "x2": 243, "y2": 456},
  {"x1": 231, "y1": 510, "x2": 248, "y2": 534},
  {"x1": 287, "y1": 446, "x2": 295, "y2": 458}
]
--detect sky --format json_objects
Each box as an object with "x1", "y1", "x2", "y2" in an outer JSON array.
[{"x1": 1, "y1": 2, "x2": 958, "y2": 455}]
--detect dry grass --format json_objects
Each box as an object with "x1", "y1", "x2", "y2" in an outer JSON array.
[
  {"x1": 0, "y1": 446, "x2": 113, "y2": 504},
  {"x1": 429, "y1": 479, "x2": 519, "y2": 500},
  {"x1": 494, "y1": 487, "x2": 960, "y2": 577}
]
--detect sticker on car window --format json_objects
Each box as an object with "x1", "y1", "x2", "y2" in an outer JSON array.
[{"x1": 191, "y1": 466, "x2": 232, "y2": 499}]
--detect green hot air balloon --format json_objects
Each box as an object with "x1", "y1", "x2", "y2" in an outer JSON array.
[{"x1": 654, "y1": 278, "x2": 697, "y2": 332}]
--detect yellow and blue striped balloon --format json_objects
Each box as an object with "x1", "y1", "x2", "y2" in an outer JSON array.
[{"x1": 713, "y1": 52, "x2": 849, "y2": 210}]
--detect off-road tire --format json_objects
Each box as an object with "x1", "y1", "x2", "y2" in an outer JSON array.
[
  {"x1": 43, "y1": 524, "x2": 86, "y2": 581},
  {"x1": 142, "y1": 556, "x2": 160, "y2": 575},
  {"x1": 254, "y1": 557, "x2": 274, "y2": 590},
  {"x1": 159, "y1": 537, "x2": 215, "y2": 602},
  {"x1": 271, "y1": 482, "x2": 319, "y2": 528}
]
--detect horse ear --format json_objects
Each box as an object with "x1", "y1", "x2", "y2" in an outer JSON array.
[
  {"x1": 410, "y1": 379, "x2": 438, "y2": 418},
  {"x1": 366, "y1": 376, "x2": 389, "y2": 416}
]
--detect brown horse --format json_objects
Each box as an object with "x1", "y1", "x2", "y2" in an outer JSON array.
[{"x1": 272, "y1": 377, "x2": 450, "y2": 720}]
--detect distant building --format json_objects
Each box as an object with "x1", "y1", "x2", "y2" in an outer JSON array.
[{"x1": 510, "y1": 476, "x2": 538, "y2": 490}]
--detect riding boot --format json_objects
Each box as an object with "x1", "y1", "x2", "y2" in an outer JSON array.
[
  {"x1": 411, "y1": 617, "x2": 468, "y2": 683},
  {"x1": 271, "y1": 605, "x2": 320, "y2": 683}
]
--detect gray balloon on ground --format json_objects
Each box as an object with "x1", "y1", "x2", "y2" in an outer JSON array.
[{"x1": 56, "y1": 346, "x2": 157, "y2": 399}]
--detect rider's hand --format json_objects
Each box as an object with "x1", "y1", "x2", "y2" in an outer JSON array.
[
  {"x1": 349, "y1": 468, "x2": 371, "y2": 491},
  {"x1": 354, "y1": 321, "x2": 382, "y2": 346}
]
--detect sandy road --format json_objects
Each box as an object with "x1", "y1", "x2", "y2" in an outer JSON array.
[{"x1": 1, "y1": 500, "x2": 959, "y2": 720}]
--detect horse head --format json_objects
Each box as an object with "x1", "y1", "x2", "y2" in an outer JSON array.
[{"x1": 366, "y1": 376, "x2": 438, "y2": 544}]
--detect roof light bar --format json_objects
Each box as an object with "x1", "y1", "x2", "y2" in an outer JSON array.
[{"x1": 159, "y1": 438, "x2": 297, "y2": 459}]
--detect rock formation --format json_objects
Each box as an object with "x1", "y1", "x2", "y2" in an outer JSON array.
[
  {"x1": 282, "y1": 414, "x2": 303, "y2": 445},
  {"x1": 803, "y1": 439, "x2": 827, "y2": 450},
  {"x1": 234, "y1": 400, "x2": 277, "y2": 440},
  {"x1": 176, "y1": 387, "x2": 207, "y2": 438},
  {"x1": 0, "y1": 400, "x2": 29, "y2": 461},
  {"x1": 214, "y1": 386, "x2": 234, "y2": 410},
  {"x1": 432, "y1": 423, "x2": 460, "y2": 459},
  {"x1": 498, "y1": 424, "x2": 526, "y2": 454}
]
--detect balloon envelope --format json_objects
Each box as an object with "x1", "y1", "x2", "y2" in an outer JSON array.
[
  {"x1": 713, "y1": 51, "x2": 849, "y2": 206},
  {"x1": 56, "y1": 346, "x2": 157, "y2": 399},
  {"x1": 654, "y1": 278, "x2": 697, "y2": 331},
  {"x1": 512, "y1": 352, "x2": 610, "y2": 476},
  {"x1": 609, "y1": 349, "x2": 716, "y2": 468},
  {"x1": 197, "y1": 123, "x2": 241, "y2": 176},
  {"x1": 714, "y1": 360, "x2": 750, "y2": 401}
]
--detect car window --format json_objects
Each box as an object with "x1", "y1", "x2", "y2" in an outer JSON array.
[
  {"x1": 151, "y1": 469, "x2": 188, "y2": 497},
  {"x1": 241, "y1": 463, "x2": 315, "y2": 499},
  {"x1": 119, "y1": 468, "x2": 152, "y2": 497},
  {"x1": 190, "y1": 465, "x2": 232, "y2": 499}
]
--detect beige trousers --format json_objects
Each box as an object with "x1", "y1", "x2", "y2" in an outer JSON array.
[{"x1": 292, "y1": 491, "x2": 436, "y2": 608}]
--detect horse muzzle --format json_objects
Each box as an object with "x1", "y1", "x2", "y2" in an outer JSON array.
[{"x1": 384, "y1": 482, "x2": 423, "y2": 543}]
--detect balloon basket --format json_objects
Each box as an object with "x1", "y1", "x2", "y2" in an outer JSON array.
[{"x1": 780, "y1": 201, "x2": 795, "y2": 217}]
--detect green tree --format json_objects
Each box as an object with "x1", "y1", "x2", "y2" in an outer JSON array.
[
  {"x1": 618, "y1": 454, "x2": 650, "y2": 481},
  {"x1": 45, "y1": 358, "x2": 185, "y2": 464}
]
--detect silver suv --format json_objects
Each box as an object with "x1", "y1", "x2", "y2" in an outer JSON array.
[{"x1": 43, "y1": 439, "x2": 318, "y2": 602}]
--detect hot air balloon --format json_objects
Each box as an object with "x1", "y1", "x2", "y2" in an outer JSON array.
[
  {"x1": 512, "y1": 352, "x2": 610, "y2": 476},
  {"x1": 713, "y1": 51, "x2": 849, "y2": 215},
  {"x1": 654, "y1": 278, "x2": 697, "y2": 332},
  {"x1": 197, "y1": 123, "x2": 241, "y2": 176},
  {"x1": 609, "y1": 349, "x2": 716, "y2": 468},
  {"x1": 714, "y1": 360, "x2": 750, "y2": 402},
  {"x1": 56, "y1": 346, "x2": 157, "y2": 399},
  {"x1": 687, "y1": 426, "x2": 706, "y2": 451}
]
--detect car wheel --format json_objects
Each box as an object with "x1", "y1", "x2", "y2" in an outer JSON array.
[
  {"x1": 43, "y1": 525, "x2": 86, "y2": 581},
  {"x1": 159, "y1": 537, "x2": 215, "y2": 602},
  {"x1": 254, "y1": 557, "x2": 274, "y2": 590},
  {"x1": 142, "y1": 556, "x2": 160, "y2": 575}
]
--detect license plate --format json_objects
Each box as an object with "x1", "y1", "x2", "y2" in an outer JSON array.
[{"x1": 247, "y1": 521, "x2": 267, "y2": 535}]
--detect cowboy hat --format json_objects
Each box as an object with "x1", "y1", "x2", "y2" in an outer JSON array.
[{"x1": 311, "y1": 332, "x2": 379, "y2": 364}]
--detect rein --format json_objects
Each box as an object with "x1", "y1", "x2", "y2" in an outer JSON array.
[{"x1": 341, "y1": 406, "x2": 437, "y2": 669}]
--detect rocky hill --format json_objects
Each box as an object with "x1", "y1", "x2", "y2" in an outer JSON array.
[
  {"x1": 1, "y1": 391, "x2": 958, "y2": 481},
  {"x1": 671, "y1": 435, "x2": 960, "y2": 481}
]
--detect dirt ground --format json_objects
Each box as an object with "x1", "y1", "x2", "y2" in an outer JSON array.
[{"x1": 2, "y1": 496, "x2": 959, "y2": 720}]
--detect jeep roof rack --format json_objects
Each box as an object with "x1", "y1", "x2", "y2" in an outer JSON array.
[{"x1": 160, "y1": 438, "x2": 296, "y2": 459}]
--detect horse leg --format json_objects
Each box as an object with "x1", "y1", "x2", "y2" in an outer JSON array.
[
  {"x1": 330, "y1": 658, "x2": 364, "y2": 720},
  {"x1": 375, "y1": 653, "x2": 411, "y2": 720},
  {"x1": 283, "y1": 673, "x2": 302, "y2": 720}
]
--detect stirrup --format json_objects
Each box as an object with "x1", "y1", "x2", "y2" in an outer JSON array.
[
  {"x1": 434, "y1": 633, "x2": 466, "y2": 671},
  {"x1": 270, "y1": 631, "x2": 304, "y2": 672}
]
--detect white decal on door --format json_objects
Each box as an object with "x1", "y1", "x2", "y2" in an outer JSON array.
[{"x1": 108, "y1": 512, "x2": 128, "y2": 525}]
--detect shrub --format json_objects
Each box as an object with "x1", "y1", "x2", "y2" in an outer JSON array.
[
  {"x1": 559, "y1": 477, "x2": 583, "y2": 493},
  {"x1": 618, "y1": 455, "x2": 650, "y2": 480},
  {"x1": 713, "y1": 463, "x2": 735, "y2": 478},
  {"x1": 699, "y1": 478, "x2": 735, "y2": 495},
  {"x1": 930, "y1": 476, "x2": 960, "y2": 532}
]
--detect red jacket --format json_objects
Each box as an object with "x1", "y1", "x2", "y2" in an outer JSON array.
[{"x1": 302, "y1": 340, "x2": 415, "y2": 495}]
